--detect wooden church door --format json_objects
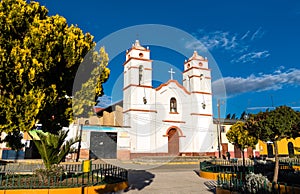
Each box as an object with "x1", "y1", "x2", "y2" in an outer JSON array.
[{"x1": 168, "y1": 128, "x2": 179, "y2": 155}]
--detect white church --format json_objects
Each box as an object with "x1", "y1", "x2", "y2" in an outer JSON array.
[{"x1": 73, "y1": 40, "x2": 217, "y2": 160}]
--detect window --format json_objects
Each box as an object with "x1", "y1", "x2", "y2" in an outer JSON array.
[
  {"x1": 221, "y1": 126, "x2": 225, "y2": 133},
  {"x1": 170, "y1": 97, "x2": 177, "y2": 112},
  {"x1": 138, "y1": 65, "x2": 143, "y2": 85}
]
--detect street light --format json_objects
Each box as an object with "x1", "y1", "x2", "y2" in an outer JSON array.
[{"x1": 217, "y1": 99, "x2": 224, "y2": 158}]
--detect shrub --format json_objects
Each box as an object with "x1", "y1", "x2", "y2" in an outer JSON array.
[
  {"x1": 34, "y1": 165, "x2": 65, "y2": 183},
  {"x1": 244, "y1": 172, "x2": 271, "y2": 193}
]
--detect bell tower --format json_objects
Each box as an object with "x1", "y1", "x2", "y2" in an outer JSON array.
[
  {"x1": 182, "y1": 51, "x2": 212, "y2": 114},
  {"x1": 123, "y1": 40, "x2": 156, "y2": 153}
]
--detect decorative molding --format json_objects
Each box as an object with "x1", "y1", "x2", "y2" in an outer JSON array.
[
  {"x1": 190, "y1": 113, "x2": 213, "y2": 117},
  {"x1": 127, "y1": 66, "x2": 152, "y2": 71},
  {"x1": 169, "y1": 112, "x2": 179, "y2": 114},
  {"x1": 123, "y1": 109, "x2": 157, "y2": 113},
  {"x1": 162, "y1": 120, "x2": 186, "y2": 124},
  {"x1": 183, "y1": 66, "x2": 211, "y2": 73},
  {"x1": 188, "y1": 75, "x2": 211, "y2": 79},
  {"x1": 191, "y1": 91, "x2": 212, "y2": 95},
  {"x1": 123, "y1": 84, "x2": 153, "y2": 91},
  {"x1": 155, "y1": 80, "x2": 191, "y2": 95},
  {"x1": 123, "y1": 57, "x2": 153, "y2": 66}
]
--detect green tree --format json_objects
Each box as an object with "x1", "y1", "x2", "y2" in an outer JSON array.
[
  {"x1": 2, "y1": 130, "x2": 25, "y2": 160},
  {"x1": 226, "y1": 121, "x2": 258, "y2": 170},
  {"x1": 0, "y1": 0, "x2": 109, "y2": 136},
  {"x1": 29, "y1": 129, "x2": 79, "y2": 169},
  {"x1": 245, "y1": 106, "x2": 300, "y2": 183}
]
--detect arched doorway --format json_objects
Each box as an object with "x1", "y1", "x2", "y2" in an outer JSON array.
[
  {"x1": 267, "y1": 143, "x2": 274, "y2": 158},
  {"x1": 288, "y1": 142, "x2": 294, "y2": 158},
  {"x1": 168, "y1": 128, "x2": 179, "y2": 155}
]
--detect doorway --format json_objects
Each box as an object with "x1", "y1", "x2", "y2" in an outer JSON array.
[{"x1": 168, "y1": 128, "x2": 179, "y2": 155}]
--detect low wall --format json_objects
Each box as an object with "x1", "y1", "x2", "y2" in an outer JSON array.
[{"x1": 0, "y1": 181, "x2": 128, "y2": 194}]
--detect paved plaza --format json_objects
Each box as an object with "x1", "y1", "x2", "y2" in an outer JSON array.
[{"x1": 110, "y1": 162, "x2": 216, "y2": 194}]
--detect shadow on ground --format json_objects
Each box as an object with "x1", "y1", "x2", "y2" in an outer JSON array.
[
  {"x1": 194, "y1": 169, "x2": 216, "y2": 194},
  {"x1": 123, "y1": 170, "x2": 155, "y2": 192}
]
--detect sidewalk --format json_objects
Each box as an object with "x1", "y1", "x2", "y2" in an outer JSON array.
[{"x1": 123, "y1": 169, "x2": 216, "y2": 194}]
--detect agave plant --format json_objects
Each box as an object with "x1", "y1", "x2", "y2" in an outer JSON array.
[{"x1": 29, "y1": 129, "x2": 79, "y2": 169}]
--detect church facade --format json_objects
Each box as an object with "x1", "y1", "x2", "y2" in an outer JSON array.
[{"x1": 116, "y1": 40, "x2": 216, "y2": 159}]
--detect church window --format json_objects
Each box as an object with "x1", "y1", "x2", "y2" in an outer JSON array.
[
  {"x1": 139, "y1": 65, "x2": 143, "y2": 85},
  {"x1": 199, "y1": 62, "x2": 203, "y2": 66},
  {"x1": 170, "y1": 97, "x2": 177, "y2": 112},
  {"x1": 139, "y1": 53, "x2": 144, "y2": 58}
]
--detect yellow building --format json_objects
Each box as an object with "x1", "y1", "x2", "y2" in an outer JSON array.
[{"x1": 259, "y1": 138, "x2": 300, "y2": 157}]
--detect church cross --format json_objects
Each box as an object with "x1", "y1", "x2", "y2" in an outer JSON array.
[{"x1": 168, "y1": 68, "x2": 175, "y2": 80}]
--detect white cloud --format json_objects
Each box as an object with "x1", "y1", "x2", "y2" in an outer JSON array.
[
  {"x1": 96, "y1": 95, "x2": 112, "y2": 107},
  {"x1": 251, "y1": 27, "x2": 265, "y2": 40},
  {"x1": 232, "y1": 50, "x2": 270, "y2": 63},
  {"x1": 212, "y1": 68, "x2": 300, "y2": 97},
  {"x1": 186, "y1": 31, "x2": 239, "y2": 51},
  {"x1": 186, "y1": 28, "x2": 269, "y2": 64}
]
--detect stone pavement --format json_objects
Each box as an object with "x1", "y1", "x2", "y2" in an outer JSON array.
[
  {"x1": 100, "y1": 160, "x2": 217, "y2": 194},
  {"x1": 122, "y1": 169, "x2": 216, "y2": 194}
]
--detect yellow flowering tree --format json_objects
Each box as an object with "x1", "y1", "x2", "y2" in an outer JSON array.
[
  {"x1": 226, "y1": 121, "x2": 258, "y2": 170},
  {"x1": 0, "y1": 0, "x2": 109, "y2": 139}
]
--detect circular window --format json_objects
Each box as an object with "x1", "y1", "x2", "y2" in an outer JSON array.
[
  {"x1": 187, "y1": 63, "x2": 190, "y2": 68},
  {"x1": 199, "y1": 62, "x2": 203, "y2": 66},
  {"x1": 139, "y1": 53, "x2": 144, "y2": 58}
]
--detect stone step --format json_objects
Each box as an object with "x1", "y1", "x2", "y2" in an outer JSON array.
[{"x1": 132, "y1": 156, "x2": 212, "y2": 163}]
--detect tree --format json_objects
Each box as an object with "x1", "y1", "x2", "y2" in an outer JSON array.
[
  {"x1": 0, "y1": 0, "x2": 110, "y2": 136},
  {"x1": 29, "y1": 129, "x2": 79, "y2": 169},
  {"x1": 226, "y1": 121, "x2": 258, "y2": 171},
  {"x1": 2, "y1": 130, "x2": 25, "y2": 160},
  {"x1": 245, "y1": 106, "x2": 300, "y2": 183},
  {"x1": 72, "y1": 47, "x2": 110, "y2": 118}
]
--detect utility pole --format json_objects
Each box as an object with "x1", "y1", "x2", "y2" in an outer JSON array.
[
  {"x1": 76, "y1": 124, "x2": 83, "y2": 162},
  {"x1": 217, "y1": 99, "x2": 221, "y2": 158}
]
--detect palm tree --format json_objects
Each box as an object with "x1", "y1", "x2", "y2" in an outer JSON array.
[{"x1": 29, "y1": 129, "x2": 79, "y2": 169}]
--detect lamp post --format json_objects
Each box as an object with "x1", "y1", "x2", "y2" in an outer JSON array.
[{"x1": 217, "y1": 99, "x2": 222, "y2": 158}]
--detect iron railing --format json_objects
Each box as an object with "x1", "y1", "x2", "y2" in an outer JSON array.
[
  {"x1": 0, "y1": 163, "x2": 127, "y2": 189},
  {"x1": 217, "y1": 172, "x2": 300, "y2": 194}
]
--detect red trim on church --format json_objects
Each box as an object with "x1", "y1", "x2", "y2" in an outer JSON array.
[
  {"x1": 162, "y1": 120, "x2": 186, "y2": 124},
  {"x1": 163, "y1": 126, "x2": 185, "y2": 137},
  {"x1": 190, "y1": 113, "x2": 213, "y2": 117},
  {"x1": 123, "y1": 84, "x2": 153, "y2": 91},
  {"x1": 123, "y1": 57, "x2": 153, "y2": 66},
  {"x1": 188, "y1": 75, "x2": 211, "y2": 79},
  {"x1": 155, "y1": 80, "x2": 191, "y2": 95},
  {"x1": 191, "y1": 91, "x2": 212, "y2": 95},
  {"x1": 123, "y1": 109, "x2": 157, "y2": 113},
  {"x1": 184, "y1": 58, "x2": 208, "y2": 64},
  {"x1": 127, "y1": 47, "x2": 150, "y2": 53},
  {"x1": 182, "y1": 66, "x2": 211, "y2": 73},
  {"x1": 127, "y1": 66, "x2": 152, "y2": 71}
]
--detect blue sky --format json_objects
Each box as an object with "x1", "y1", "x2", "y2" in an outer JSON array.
[{"x1": 37, "y1": 0, "x2": 300, "y2": 118}]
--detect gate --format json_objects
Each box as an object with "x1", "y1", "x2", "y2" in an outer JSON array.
[{"x1": 90, "y1": 132, "x2": 117, "y2": 159}]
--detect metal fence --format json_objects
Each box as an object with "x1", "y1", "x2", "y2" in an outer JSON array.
[
  {"x1": 200, "y1": 159, "x2": 254, "y2": 173},
  {"x1": 0, "y1": 163, "x2": 128, "y2": 189},
  {"x1": 217, "y1": 172, "x2": 300, "y2": 194}
]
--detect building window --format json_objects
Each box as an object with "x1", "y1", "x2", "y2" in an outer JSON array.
[
  {"x1": 170, "y1": 97, "x2": 177, "y2": 112},
  {"x1": 138, "y1": 65, "x2": 143, "y2": 85},
  {"x1": 221, "y1": 126, "x2": 225, "y2": 133}
]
